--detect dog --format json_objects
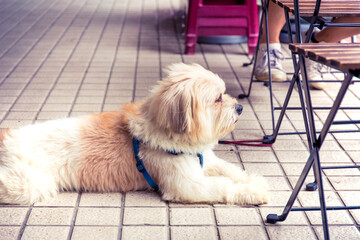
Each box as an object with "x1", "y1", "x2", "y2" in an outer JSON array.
[{"x1": 0, "y1": 63, "x2": 269, "y2": 205}]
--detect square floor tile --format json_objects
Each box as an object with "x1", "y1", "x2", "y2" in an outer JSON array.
[
  {"x1": 79, "y1": 193, "x2": 122, "y2": 207},
  {"x1": 75, "y1": 208, "x2": 120, "y2": 226},
  {"x1": 0, "y1": 207, "x2": 28, "y2": 225},
  {"x1": 215, "y1": 207, "x2": 262, "y2": 225},
  {"x1": 28, "y1": 207, "x2": 74, "y2": 225},
  {"x1": 123, "y1": 207, "x2": 167, "y2": 225},
  {"x1": 71, "y1": 226, "x2": 118, "y2": 240},
  {"x1": 170, "y1": 207, "x2": 214, "y2": 225},
  {"x1": 171, "y1": 226, "x2": 217, "y2": 240},
  {"x1": 0, "y1": 226, "x2": 20, "y2": 240},
  {"x1": 266, "y1": 226, "x2": 317, "y2": 240},
  {"x1": 313, "y1": 226, "x2": 360, "y2": 240},
  {"x1": 219, "y1": 226, "x2": 267, "y2": 240},
  {"x1": 34, "y1": 192, "x2": 78, "y2": 207},
  {"x1": 125, "y1": 192, "x2": 166, "y2": 207},
  {"x1": 122, "y1": 226, "x2": 168, "y2": 240},
  {"x1": 21, "y1": 226, "x2": 70, "y2": 240}
]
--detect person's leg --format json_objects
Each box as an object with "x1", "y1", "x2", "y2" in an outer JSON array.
[
  {"x1": 307, "y1": 17, "x2": 360, "y2": 90},
  {"x1": 314, "y1": 17, "x2": 360, "y2": 43},
  {"x1": 260, "y1": 1, "x2": 286, "y2": 44},
  {"x1": 255, "y1": 1, "x2": 287, "y2": 81}
]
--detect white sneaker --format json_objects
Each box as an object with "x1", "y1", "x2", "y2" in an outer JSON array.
[
  {"x1": 300, "y1": 30, "x2": 326, "y2": 90},
  {"x1": 254, "y1": 43, "x2": 287, "y2": 82},
  {"x1": 304, "y1": 58, "x2": 326, "y2": 90}
]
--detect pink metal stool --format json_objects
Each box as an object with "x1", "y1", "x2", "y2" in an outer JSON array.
[{"x1": 185, "y1": 0, "x2": 259, "y2": 55}]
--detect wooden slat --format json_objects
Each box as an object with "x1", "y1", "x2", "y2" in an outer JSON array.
[
  {"x1": 289, "y1": 43, "x2": 360, "y2": 69},
  {"x1": 274, "y1": 0, "x2": 360, "y2": 17}
]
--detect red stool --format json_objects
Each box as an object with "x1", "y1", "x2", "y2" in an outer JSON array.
[{"x1": 185, "y1": 0, "x2": 259, "y2": 55}]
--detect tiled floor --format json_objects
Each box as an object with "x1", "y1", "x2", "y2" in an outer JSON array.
[{"x1": 0, "y1": 0, "x2": 360, "y2": 239}]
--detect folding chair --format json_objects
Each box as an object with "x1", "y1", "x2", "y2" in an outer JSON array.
[
  {"x1": 263, "y1": 1, "x2": 360, "y2": 239},
  {"x1": 240, "y1": 0, "x2": 360, "y2": 147}
]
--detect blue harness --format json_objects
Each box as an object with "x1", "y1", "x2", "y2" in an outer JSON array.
[{"x1": 132, "y1": 138, "x2": 203, "y2": 191}]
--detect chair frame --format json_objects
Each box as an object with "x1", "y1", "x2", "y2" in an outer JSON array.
[{"x1": 263, "y1": 1, "x2": 360, "y2": 239}]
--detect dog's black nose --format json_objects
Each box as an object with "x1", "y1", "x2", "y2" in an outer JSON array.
[{"x1": 236, "y1": 104, "x2": 243, "y2": 115}]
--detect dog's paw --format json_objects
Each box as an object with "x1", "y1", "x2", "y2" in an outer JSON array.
[{"x1": 227, "y1": 178, "x2": 270, "y2": 205}]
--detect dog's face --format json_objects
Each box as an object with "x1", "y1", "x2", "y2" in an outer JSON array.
[{"x1": 146, "y1": 63, "x2": 242, "y2": 143}]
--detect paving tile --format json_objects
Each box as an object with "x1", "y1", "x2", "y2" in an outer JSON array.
[
  {"x1": 0, "y1": 120, "x2": 33, "y2": 128},
  {"x1": 34, "y1": 192, "x2": 78, "y2": 207},
  {"x1": 213, "y1": 151, "x2": 240, "y2": 163},
  {"x1": 271, "y1": 139, "x2": 308, "y2": 151},
  {"x1": 71, "y1": 226, "x2": 118, "y2": 240},
  {"x1": 275, "y1": 150, "x2": 312, "y2": 163},
  {"x1": 218, "y1": 226, "x2": 268, "y2": 240},
  {"x1": 243, "y1": 163, "x2": 284, "y2": 176},
  {"x1": 306, "y1": 210, "x2": 354, "y2": 225},
  {"x1": 239, "y1": 150, "x2": 277, "y2": 163},
  {"x1": 123, "y1": 207, "x2": 167, "y2": 225},
  {"x1": 266, "y1": 176, "x2": 292, "y2": 191},
  {"x1": 264, "y1": 191, "x2": 300, "y2": 207},
  {"x1": 0, "y1": 226, "x2": 20, "y2": 240},
  {"x1": 36, "y1": 111, "x2": 69, "y2": 120},
  {"x1": 79, "y1": 193, "x2": 122, "y2": 207},
  {"x1": 125, "y1": 191, "x2": 166, "y2": 207},
  {"x1": 5, "y1": 111, "x2": 37, "y2": 120},
  {"x1": 170, "y1": 207, "x2": 214, "y2": 225},
  {"x1": 215, "y1": 207, "x2": 262, "y2": 225},
  {"x1": 32, "y1": 208, "x2": 72, "y2": 227},
  {"x1": 21, "y1": 226, "x2": 70, "y2": 240},
  {"x1": 170, "y1": 226, "x2": 217, "y2": 240},
  {"x1": 122, "y1": 226, "x2": 168, "y2": 240},
  {"x1": 288, "y1": 176, "x2": 333, "y2": 191},
  {"x1": 41, "y1": 103, "x2": 72, "y2": 112},
  {"x1": 297, "y1": 191, "x2": 343, "y2": 207},
  {"x1": 281, "y1": 163, "x2": 314, "y2": 176},
  {"x1": 338, "y1": 191, "x2": 360, "y2": 206},
  {"x1": 75, "y1": 208, "x2": 121, "y2": 226},
  {"x1": 313, "y1": 226, "x2": 360, "y2": 240},
  {"x1": 72, "y1": 104, "x2": 102, "y2": 112},
  {"x1": 328, "y1": 176, "x2": 360, "y2": 190},
  {"x1": 266, "y1": 226, "x2": 317, "y2": 240},
  {"x1": 0, "y1": 207, "x2": 28, "y2": 225}
]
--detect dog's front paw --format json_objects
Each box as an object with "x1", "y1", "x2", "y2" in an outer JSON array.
[{"x1": 227, "y1": 177, "x2": 270, "y2": 205}]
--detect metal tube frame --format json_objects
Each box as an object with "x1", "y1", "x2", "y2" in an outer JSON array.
[{"x1": 266, "y1": 0, "x2": 360, "y2": 239}]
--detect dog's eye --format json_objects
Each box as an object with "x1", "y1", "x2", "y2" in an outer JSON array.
[{"x1": 215, "y1": 94, "x2": 222, "y2": 103}]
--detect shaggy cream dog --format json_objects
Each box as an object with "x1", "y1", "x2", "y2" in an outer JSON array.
[{"x1": 0, "y1": 63, "x2": 269, "y2": 205}]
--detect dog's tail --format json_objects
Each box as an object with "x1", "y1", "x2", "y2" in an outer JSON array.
[{"x1": 0, "y1": 164, "x2": 58, "y2": 205}]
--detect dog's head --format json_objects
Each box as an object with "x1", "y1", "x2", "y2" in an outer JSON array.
[{"x1": 144, "y1": 63, "x2": 242, "y2": 143}]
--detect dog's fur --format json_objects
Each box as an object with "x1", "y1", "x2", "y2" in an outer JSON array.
[{"x1": 0, "y1": 63, "x2": 269, "y2": 205}]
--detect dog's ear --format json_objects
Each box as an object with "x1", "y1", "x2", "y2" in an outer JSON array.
[
  {"x1": 169, "y1": 88, "x2": 193, "y2": 134},
  {"x1": 150, "y1": 80, "x2": 196, "y2": 134}
]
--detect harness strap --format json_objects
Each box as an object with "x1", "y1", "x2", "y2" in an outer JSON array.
[
  {"x1": 167, "y1": 150, "x2": 204, "y2": 168},
  {"x1": 132, "y1": 138, "x2": 204, "y2": 191},
  {"x1": 133, "y1": 138, "x2": 159, "y2": 191}
]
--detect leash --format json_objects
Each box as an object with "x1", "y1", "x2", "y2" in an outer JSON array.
[{"x1": 219, "y1": 139, "x2": 273, "y2": 147}]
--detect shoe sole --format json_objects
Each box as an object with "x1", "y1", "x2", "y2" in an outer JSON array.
[
  {"x1": 309, "y1": 82, "x2": 325, "y2": 90},
  {"x1": 255, "y1": 74, "x2": 287, "y2": 82}
]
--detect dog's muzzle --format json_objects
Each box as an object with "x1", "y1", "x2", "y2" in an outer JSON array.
[{"x1": 235, "y1": 104, "x2": 243, "y2": 115}]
